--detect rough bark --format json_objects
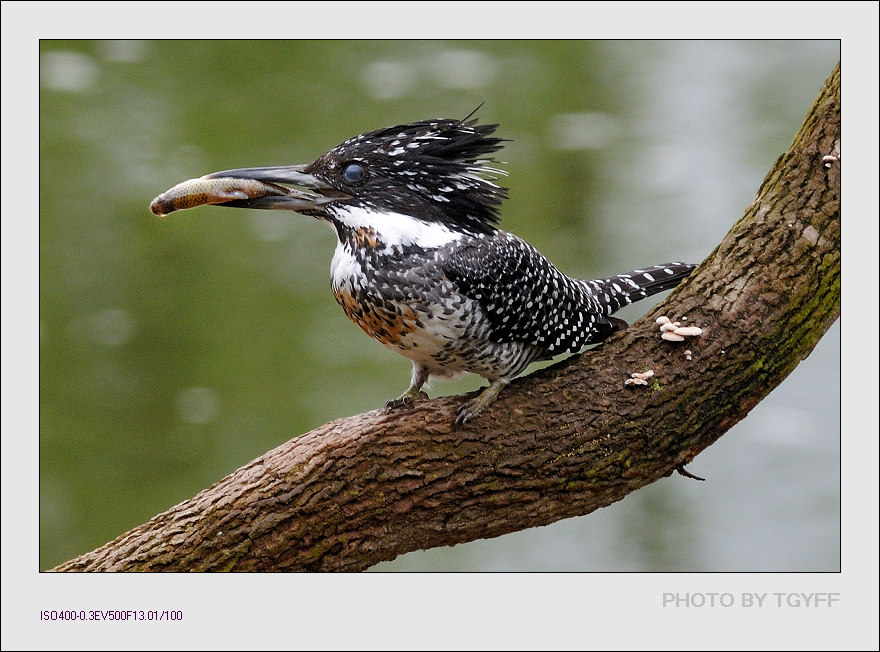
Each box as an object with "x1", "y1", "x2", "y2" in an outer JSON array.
[{"x1": 53, "y1": 63, "x2": 840, "y2": 573}]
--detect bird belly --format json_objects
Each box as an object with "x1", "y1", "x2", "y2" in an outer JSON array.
[
  {"x1": 333, "y1": 282, "x2": 540, "y2": 381},
  {"x1": 333, "y1": 283, "x2": 465, "y2": 361},
  {"x1": 329, "y1": 239, "x2": 542, "y2": 382}
]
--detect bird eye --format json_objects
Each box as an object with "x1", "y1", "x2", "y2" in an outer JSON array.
[{"x1": 342, "y1": 162, "x2": 367, "y2": 184}]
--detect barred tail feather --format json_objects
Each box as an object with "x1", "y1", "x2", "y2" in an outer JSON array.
[{"x1": 583, "y1": 262, "x2": 697, "y2": 316}]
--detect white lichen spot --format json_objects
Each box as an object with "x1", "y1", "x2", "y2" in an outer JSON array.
[
  {"x1": 625, "y1": 369, "x2": 654, "y2": 386},
  {"x1": 822, "y1": 151, "x2": 840, "y2": 168},
  {"x1": 659, "y1": 315, "x2": 703, "y2": 341}
]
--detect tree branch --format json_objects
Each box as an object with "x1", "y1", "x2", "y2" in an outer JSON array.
[{"x1": 53, "y1": 63, "x2": 840, "y2": 573}]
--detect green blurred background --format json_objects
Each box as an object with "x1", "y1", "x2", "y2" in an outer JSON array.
[{"x1": 38, "y1": 39, "x2": 840, "y2": 571}]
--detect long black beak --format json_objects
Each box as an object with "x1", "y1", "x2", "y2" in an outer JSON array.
[{"x1": 201, "y1": 164, "x2": 347, "y2": 211}]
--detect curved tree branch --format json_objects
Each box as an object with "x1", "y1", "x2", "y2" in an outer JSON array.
[{"x1": 53, "y1": 63, "x2": 840, "y2": 573}]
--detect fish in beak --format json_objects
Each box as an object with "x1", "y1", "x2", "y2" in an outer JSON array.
[{"x1": 150, "y1": 164, "x2": 348, "y2": 217}]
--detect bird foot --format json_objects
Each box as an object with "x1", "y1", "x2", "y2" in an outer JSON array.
[
  {"x1": 453, "y1": 379, "x2": 509, "y2": 428},
  {"x1": 384, "y1": 390, "x2": 428, "y2": 412}
]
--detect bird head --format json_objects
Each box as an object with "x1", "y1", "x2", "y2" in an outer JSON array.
[{"x1": 203, "y1": 115, "x2": 509, "y2": 237}]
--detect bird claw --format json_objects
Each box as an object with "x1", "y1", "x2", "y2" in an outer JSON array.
[
  {"x1": 452, "y1": 379, "x2": 508, "y2": 427},
  {"x1": 384, "y1": 391, "x2": 428, "y2": 412},
  {"x1": 453, "y1": 403, "x2": 476, "y2": 427}
]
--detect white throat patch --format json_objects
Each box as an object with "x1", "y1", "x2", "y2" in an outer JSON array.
[{"x1": 329, "y1": 205, "x2": 463, "y2": 249}]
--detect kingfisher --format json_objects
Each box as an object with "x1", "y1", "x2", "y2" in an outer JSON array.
[{"x1": 157, "y1": 113, "x2": 696, "y2": 425}]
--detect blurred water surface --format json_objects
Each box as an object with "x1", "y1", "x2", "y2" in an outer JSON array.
[{"x1": 39, "y1": 40, "x2": 840, "y2": 571}]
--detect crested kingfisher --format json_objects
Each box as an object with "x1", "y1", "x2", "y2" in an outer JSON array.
[{"x1": 161, "y1": 114, "x2": 696, "y2": 425}]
